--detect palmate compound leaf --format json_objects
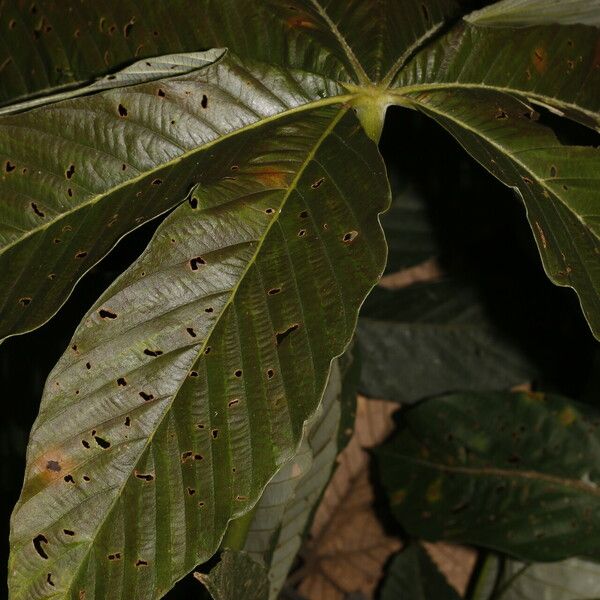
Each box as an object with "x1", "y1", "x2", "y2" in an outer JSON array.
[
  {"x1": 377, "y1": 392, "x2": 600, "y2": 562},
  {"x1": 8, "y1": 105, "x2": 389, "y2": 599},
  {"x1": 0, "y1": 0, "x2": 464, "y2": 342},
  {"x1": 4, "y1": 0, "x2": 598, "y2": 341},
  {"x1": 0, "y1": 49, "x2": 349, "y2": 342}
]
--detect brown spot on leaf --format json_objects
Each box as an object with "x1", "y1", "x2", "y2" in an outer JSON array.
[
  {"x1": 253, "y1": 167, "x2": 288, "y2": 188},
  {"x1": 287, "y1": 16, "x2": 317, "y2": 28},
  {"x1": 533, "y1": 47, "x2": 548, "y2": 74},
  {"x1": 534, "y1": 221, "x2": 547, "y2": 250}
]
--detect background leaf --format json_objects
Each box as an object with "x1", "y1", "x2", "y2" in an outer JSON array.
[
  {"x1": 9, "y1": 106, "x2": 389, "y2": 599},
  {"x1": 357, "y1": 280, "x2": 537, "y2": 403},
  {"x1": 379, "y1": 545, "x2": 462, "y2": 600},
  {"x1": 377, "y1": 391, "x2": 600, "y2": 561},
  {"x1": 495, "y1": 557, "x2": 600, "y2": 600}
]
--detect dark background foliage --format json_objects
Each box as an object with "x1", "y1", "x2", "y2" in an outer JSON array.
[{"x1": 2, "y1": 102, "x2": 597, "y2": 598}]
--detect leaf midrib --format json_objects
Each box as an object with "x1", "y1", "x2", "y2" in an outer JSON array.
[
  {"x1": 394, "y1": 82, "x2": 599, "y2": 126},
  {"x1": 58, "y1": 106, "x2": 349, "y2": 599},
  {"x1": 0, "y1": 93, "x2": 352, "y2": 258},
  {"x1": 395, "y1": 455, "x2": 600, "y2": 498}
]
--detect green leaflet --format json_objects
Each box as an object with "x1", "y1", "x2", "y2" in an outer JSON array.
[
  {"x1": 0, "y1": 50, "x2": 227, "y2": 116},
  {"x1": 195, "y1": 550, "x2": 269, "y2": 600},
  {"x1": 394, "y1": 19, "x2": 600, "y2": 131},
  {"x1": 242, "y1": 360, "x2": 342, "y2": 598},
  {"x1": 380, "y1": 545, "x2": 462, "y2": 600},
  {"x1": 0, "y1": 51, "x2": 346, "y2": 342},
  {"x1": 407, "y1": 90, "x2": 600, "y2": 340},
  {"x1": 377, "y1": 392, "x2": 600, "y2": 561},
  {"x1": 9, "y1": 105, "x2": 389, "y2": 599},
  {"x1": 466, "y1": 0, "x2": 600, "y2": 28}
]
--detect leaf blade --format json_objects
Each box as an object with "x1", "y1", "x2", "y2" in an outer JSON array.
[
  {"x1": 407, "y1": 88, "x2": 600, "y2": 339},
  {"x1": 395, "y1": 20, "x2": 600, "y2": 131}
]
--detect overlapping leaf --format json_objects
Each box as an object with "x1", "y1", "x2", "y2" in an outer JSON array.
[
  {"x1": 0, "y1": 51, "x2": 347, "y2": 341},
  {"x1": 195, "y1": 550, "x2": 269, "y2": 600},
  {"x1": 377, "y1": 391, "x2": 600, "y2": 561},
  {"x1": 8, "y1": 106, "x2": 389, "y2": 599}
]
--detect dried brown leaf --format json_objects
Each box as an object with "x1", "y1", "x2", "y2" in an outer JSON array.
[
  {"x1": 378, "y1": 257, "x2": 443, "y2": 290},
  {"x1": 296, "y1": 397, "x2": 401, "y2": 600}
]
